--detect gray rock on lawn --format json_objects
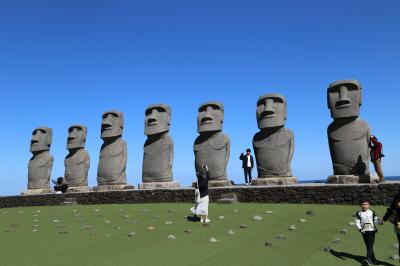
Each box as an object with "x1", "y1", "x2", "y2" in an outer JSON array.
[
  {"x1": 340, "y1": 229, "x2": 349, "y2": 235},
  {"x1": 306, "y1": 210, "x2": 314, "y2": 215},
  {"x1": 332, "y1": 238, "x2": 341, "y2": 243},
  {"x1": 209, "y1": 237, "x2": 218, "y2": 243},
  {"x1": 128, "y1": 232, "x2": 135, "y2": 237},
  {"x1": 53, "y1": 219, "x2": 60, "y2": 223},
  {"x1": 289, "y1": 225, "x2": 296, "y2": 231},
  {"x1": 276, "y1": 234, "x2": 287, "y2": 240},
  {"x1": 233, "y1": 209, "x2": 238, "y2": 213},
  {"x1": 226, "y1": 230, "x2": 235, "y2": 235},
  {"x1": 32, "y1": 224, "x2": 39, "y2": 228},
  {"x1": 240, "y1": 224, "x2": 247, "y2": 229},
  {"x1": 167, "y1": 234, "x2": 176, "y2": 240},
  {"x1": 390, "y1": 255, "x2": 400, "y2": 261},
  {"x1": 184, "y1": 229, "x2": 192, "y2": 234},
  {"x1": 165, "y1": 221, "x2": 173, "y2": 225},
  {"x1": 298, "y1": 218, "x2": 306, "y2": 223},
  {"x1": 32, "y1": 229, "x2": 38, "y2": 233},
  {"x1": 323, "y1": 246, "x2": 332, "y2": 252},
  {"x1": 146, "y1": 226, "x2": 156, "y2": 231},
  {"x1": 114, "y1": 226, "x2": 120, "y2": 230},
  {"x1": 264, "y1": 241, "x2": 273, "y2": 247},
  {"x1": 218, "y1": 216, "x2": 225, "y2": 220},
  {"x1": 348, "y1": 222, "x2": 355, "y2": 226},
  {"x1": 253, "y1": 215, "x2": 263, "y2": 221},
  {"x1": 124, "y1": 214, "x2": 131, "y2": 218},
  {"x1": 104, "y1": 220, "x2": 111, "y2": 224},
  {"x1": 266, "y1": 211, "x2": 274, "y2": 214},
  {"x1": 82, "y1": 225, "x2": 92, "y2": 229}
]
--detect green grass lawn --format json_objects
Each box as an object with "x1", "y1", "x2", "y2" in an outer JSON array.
[{"x1": 0, "y1": 203, "x2": 399, "y2": 266}]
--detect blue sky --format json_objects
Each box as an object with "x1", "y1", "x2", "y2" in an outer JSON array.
[{"x1": 0, "y1": 0, "x2": 399, "y2": 196}]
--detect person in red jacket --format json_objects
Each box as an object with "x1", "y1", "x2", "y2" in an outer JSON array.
[{"x1": 369, "y1": 135, "x2": 385, "y2": 182}]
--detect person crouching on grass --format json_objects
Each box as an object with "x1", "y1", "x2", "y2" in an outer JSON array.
[
  {"x1": 381, "y1": 197, "x2": 400, "y2": 258},
  {"x1": 355, "y1": 199, "x2": 379, "y2": 265},
  {"x1": 194, "y1": 165, "x2": 210, "y2": 223}
]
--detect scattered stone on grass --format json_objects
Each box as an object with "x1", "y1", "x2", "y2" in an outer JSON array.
[
  {"x1": 209, "y1": 237, "x2": 218, "y2": 243},
  {"x1": 264, "y1": 241, "x2": 273, "y2": 247},
  {"x1": 32, "y1": 229, "x2": 38, "y2": 233},
  {"x1": 340, "y1": 229, "x2": 349, "y2": 235},
  {"x1": 33, "y1": 214, "x2": 39, "y2": 217},
  {"x1": 152, "y1": 215, "x2": 160, "y2": 219},
  {"x1": 18, "y1": 210, "x2": 24, "y2": 214},
  {"x1": 146, "y1": 226, "x2": 156, "y2": 231},
  {"x1": 240, "y1": 224, "x2": 247, "y2": 229},
  {"x1": 226, "y1": 230, "x2": 235, "y2": 235},
  {"x1": 32, "y1": 224, "x2": 39, "y2": 228},
  {"x1": 266, "y1": 211, "x2": 274, "y2": 214},
  {"x1": 289, "y1": 225, "x2": 296, "y2": 231},
  {"x1": 390, "y1": 255, "x2": 400, "y2": 261},
  {"x1": 348, "y1": 222, "x2": 355, "y2": 226},
  {"x1": 35, "y1": 210, "x2": 41, "y2": 213},
  {"x1": 74, "y1": 214, "x2": 81, "y2": 217},
  {"x1": 184, "y1": 229, "x2": 192, "y2": 234},
  {"x1": 218, "y1": 216, "x2": 225, "y2": 220},
  {"x1": 114, "y1": 226, "x2": 120, "y2": 230},
  {"x1": 105, "y1": 233, "x2": 112, "y2": 237},
  {"x1": 233, "y1": 209, "x2": 238, "y2": 213},
  {"x1": 124, "y1": 214, "x2": 131, "y2": 219},
  {"x1": 104, "y1": 220, "x2": 111, "y2": 224},
  {"x1": 128, "y1": 232, "x2": 136, "y2": 237},
  {"x1": 323, "y1": 246, "x2": 331, "y2": 252},
  {"x1": 141, "y1": 208, "x2": 149, "y2": 213},
  {"x1": 276, "y1": 234, "x2": 287, "y2": 240},
  {"x1": 53, "y1": 219, "x2": 60, "y2": 223},
  {"x1": 165, "y1": 221, "x2": 173, "y2": 225},
  {"x1": 82, "y1": 225, "x2": 92, "y2": 229},
  {"x1": 94, "y1": 209, "x2": 100, "y2": 212},
  {"x1": 97, "y1": 214, "x2": 104, "y2": 218},
  {"x1": 72, "y1": 209, "x2": 78, "y2": 212},
  {"x1": 253, "y1": 215, "x2": 263, "y2": 221},
  {"x1": 58, "y1": 230, "x2": 68, "y2": 234},
  {"x1": 56, "y1": 224, "x2": 66, "y2": 229},
  {"x1": 306, "y1": 210, "x2": 314, "y2": 215},
  {"x1": 167, "y1": 234, "x2": 176, "y2": 240},
  {"x1": 332, "y1": 238, "x2": 341, "y2": 244},
  {"x1": 168, "y1": 209, "x2": 176, "y2": 213},
  {"x1": 32, "y1": 219, "x2": 39, "y2": 222},
  {"x1": 298, "y1": 218, "x2": 307, "y2": 223}
]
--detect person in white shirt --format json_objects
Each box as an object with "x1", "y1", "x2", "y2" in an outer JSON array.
[
  {"x1": 355, "y1": 199, "x2": 379, "y2": 265},
  {"x1": 239, "y1": 149, "x2": 254, "y2": 185}
]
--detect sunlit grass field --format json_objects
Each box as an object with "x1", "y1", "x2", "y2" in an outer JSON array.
[{"x1": 0, "y1": 203, "x2": 398, "y2": 266}]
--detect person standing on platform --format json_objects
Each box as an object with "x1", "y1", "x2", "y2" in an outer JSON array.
[{"x1": 240, "y1": 148, "x2": 254, "y2": 186}]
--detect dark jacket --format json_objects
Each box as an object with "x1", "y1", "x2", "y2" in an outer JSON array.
[
  {"x1": 239, "y1": 153, "x2": 254, "y2": 168},
  {"x1": 369, "y1": 138, "x2": 383, "y2": 162},
  {"x1": 383, "y1": 193, "x2": 400, "y2": 222},
  {"x1": 197, "y1": 171, "x2": 210, "y2": 198}
]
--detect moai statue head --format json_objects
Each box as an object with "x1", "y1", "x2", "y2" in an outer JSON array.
[
  {"x1": 67, "y1": 124, "x2": 87, "y2": 150},
  {"x1": 256, "y1": 93, "x2": 287, "y2": 130},
  {"x1": 197, "y1": 101, "x2": 224, "y2": 133},
  {"x1": 144, "y1": 104, "x2": 171, "y2": 136},
  {"x1": 101, "y1": 110, "x2": 124, "y2": 139},
  {"x1": 30, "y1": 127, "x2": 52, "y2": 153},
  {"x1": 328, "y1": 79, "x2": 362, "y2": 119}
]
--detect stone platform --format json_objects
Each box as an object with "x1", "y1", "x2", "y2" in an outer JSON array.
[
  {"x1": 67, "y1": 186, "x2": 91, "y2": 193},
  {"x1": 21, "y1": 188, "x2": 53, "y2": 196},
  {"x1": 327, "y1": 173, "x2": 379, "y2": 184},
  {"x1": 92, "y1": 184, "x2": 135, "y2": 192},
  {"x1": 138, "y1": 181, "x2": 180, "y2": 189},
  {"x1": 251, "y1": 177, "x2": 297, "y2": 186},
  {"x1": 4, "y1": 182, "x2": 400, "y2": 208}
]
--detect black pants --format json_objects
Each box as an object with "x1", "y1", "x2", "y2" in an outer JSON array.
[
  {"x1": 244, "y1": 167, "x2": 252, "y2": 183},
  {"x1": 54, "y1": 184, "x2": 68, "y2": 193},
  {"x1": 362, "y1": 231, "x2": 376, "y2": 261}
]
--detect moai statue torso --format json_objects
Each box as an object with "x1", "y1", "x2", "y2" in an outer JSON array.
[
  {"x1": 64, "y1": 124, "x2": 90, "y2": 187},
  {"x1": 252, "y1": 94, "x2": 295, "y2": 179},
  {"x1": 142, "y1": 104, "x2": 174, "y2": 183},
  {"x1": 28, "y1": 127, "x2": 53, "y2": 189},
  {"x1": 97, "y1": 110, "x2": 127, "y2": 185},
  {"x1": 327, "y1": 80, "x2": 371, "y2": 176},
  {"x1": 193, "y1": 102, "x2": 230, "y2": 181}
]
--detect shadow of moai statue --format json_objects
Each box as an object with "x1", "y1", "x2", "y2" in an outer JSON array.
[
  {"x1": 142, "y1": 104, "x2": 174, "y2": 183},
  {"x1": 28, "y1": 127, "x2": 53, "y2": 190},
  {"x1": 194, "y1": 101, "x2": 231, "y2": 186},
  {"x1": 64, "y1": 124, "x2": 90, "y2": 187},
  {"x1": 327, "y1": 80, "x2": 371, "y2": 178},
  {"x1": 252, "y1": 94, "x2": 296, "y2": 185},
  {"x1": 97, "y1": 110, "x2": 127, "y2": 186}
]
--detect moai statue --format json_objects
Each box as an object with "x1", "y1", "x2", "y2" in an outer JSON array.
[
  {"x1": 95, "y1": 110, "x2": 133, "y2": 191},
  {"x1": 252, "y1": 93, "x2": 297, "y2": 185},
  {"x1": 139, "y1": 104, "x2": 179, "y2": 189},
  {"x1": 22, "y1": 127, "x2": 54, "y2": 195},
  {"x1": 64, "y1": 124, "x2": 91, "y2": 192},
  {"x1": 326, "y1": 80, "x2": 374, "y2": 183},
  {"x1": 194, "y1": 101, "x2": 231, "y2": 187}
]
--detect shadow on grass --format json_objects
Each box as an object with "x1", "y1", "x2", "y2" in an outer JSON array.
[{"x1": 330, "y1": 249, "x2": 395, "y2": 266}]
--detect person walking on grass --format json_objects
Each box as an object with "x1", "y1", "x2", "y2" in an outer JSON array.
[
  {"x1": 369, "y1": 135, "x2": 385, "y2": 183},
  {"x1": 355, "y1": 199, "x2": 379, "y2": 265},
  {"x1": 194, "y1": 165, "x2": 210, "y2": 223},
  {"x1": 239, "y1": 148, "x2": 254, "y2": 185},
  {"x1": 381, "y1": 196, "x2": 400, "y2": 258}
]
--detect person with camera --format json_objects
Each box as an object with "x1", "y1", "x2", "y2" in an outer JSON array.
[
  {"x1": 194, "y1": 165, "x2": 211, "y2": 223},
  {"x1": 381, "y1": 196, "x2": 400, "y2": 258},
  {"x1": 52, "y1": 176, "x2": 68, "y2": 194},
  {"x1": 239, "y1": 148, "x2": 254, "y2": 185},
  {"x1": 369, "y1": 135, "x2": 385, "y2": 183}
]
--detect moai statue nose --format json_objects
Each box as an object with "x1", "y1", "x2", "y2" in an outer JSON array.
[
  {"x1": 264, "y1": 98, "x2": 275, "y2": 115},
  {"x1": 337, "y1": 86, "x2": 351, "y2": 106}
]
